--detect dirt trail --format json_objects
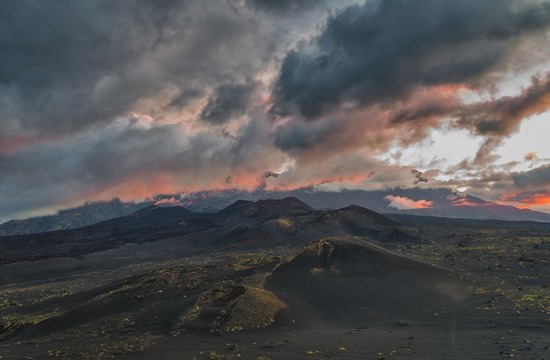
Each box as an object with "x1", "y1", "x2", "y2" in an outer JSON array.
[{"x1": 445, "y1": 307, "x2": 472, "y2": 360}]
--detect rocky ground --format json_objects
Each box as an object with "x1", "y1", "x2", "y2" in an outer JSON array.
[{"x1": 0, "y1": 200, "x2": 548, "y2": 359}]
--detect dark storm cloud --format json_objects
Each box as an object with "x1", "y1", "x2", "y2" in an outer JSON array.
[
  {"x1": 0, "y1": 123, "x2": 180, "y2": 216},
  {"x1": 0, "y1": 115, "x2": 285, "y2": 218},
  {"x1": 386, "y1": 72, "x2": 550, "y2": 165},
  {"x1": 0, "y1": 0, "x2": 275, "y2": 140},
  {"x1": 0, "y1": 0, "x2": 179, "y2": 133},
  {"x1": 0, "y1": 0, "x2": 290, "y2": 218},
  {"x1": 2, "y1": 0, "x2": 550, "y2": 219},
  {"x1": 389, "y1": 72, "x2": 550, "y2": 137},
  {"x1": 201, "y1": 81, "x2": 257, "y2": 124},
  {"x1": 472, "y1": 137, "x2": 502, "y2": 166},
  {"x1": 512, "y1": 164, "x2": 550, "y2": 188},
  {"x1": 269, "y1": 0, "x2": 550, "y2": 173},
  {"x1": 274, "y1": 118, "x2": 340, "y2": 152},
  {"x1": 272, "y1": 0, "x2": 550, "y2": 118},
  {"x1": 246, "y1": 0, "x2": 320, "y2": 13},
  {"x1": 451, "y1": 73, "x2": 550, "y2": 137},
  {"x1": 166, "y1": 89, "x2": 204, "y2": 110}
]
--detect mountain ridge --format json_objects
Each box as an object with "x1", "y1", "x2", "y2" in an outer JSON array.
[
  {"x1": 0, "y1": 198, "x2": 152, "y2": 236},
  {"x1": 1, "y1": 188, "x2": 548, "y2": 237},
  {"x1": 0, "y1": 198, "x2": 423, "y2": 264}
]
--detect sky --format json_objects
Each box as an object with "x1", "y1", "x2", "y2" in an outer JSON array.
[{"x1": 1, "y1": 0, "x2": 550, "y2": 221}]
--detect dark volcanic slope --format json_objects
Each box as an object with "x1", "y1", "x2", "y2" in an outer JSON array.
[
  {"x1": 0, "y1": 198, "x2": 423, "y2": 264},
  {"x1": 111, "y1": 205, "x2": 194, "y2": 223},
  {"x1": 267, "y1": 237, "x2": 470, "y2": 326},
  {"x1": 166, "y1": 198, "x2": 425, "y2": 251},
  {"x1": 0, "y1": 205, "x2": 216, "y2": 264},
  {"x1": 211, "y1": 197, "x2": 313, "y2": 223},
  {"x1": 0, "y1": 236, "x2": 471, "y2": 358},
  {"x1": 2, "y1": 204, "x2": 548, "y2": 359}
]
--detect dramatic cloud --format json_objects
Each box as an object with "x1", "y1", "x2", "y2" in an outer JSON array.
[
  {"x1": 0, "y1": 0, "x2": 277, "y2": 140},
  {"x1": 0, "y1": 115, "x2": 287, "y2": 218},
  {"x1": 456, "y1": 73, "x2": 550, "y2": 137},
  {"x1": 246, "y1": 0, "x2": 320, "y2": 13},
  {"x1": 201, "y1": 81, "x2": 257, "y2": 124},
  {"x1": 385, "y1": 195, "x2": 433, "y2": 210},
  {"x1": 512, "y1": 164, "x2": 550, "y2": 188},
  {"x1": 269, "y1": 0, "x2": 550, "y2": 188},
  {"x1": 154, "y1": 197, "x2": 183, "y2": 207},
  {"x1": 272, "y1": 0, "x2": 550, "y2": 118},
  {"x1": 1, "y1": 0, "x2": 549, "y2": 219}
]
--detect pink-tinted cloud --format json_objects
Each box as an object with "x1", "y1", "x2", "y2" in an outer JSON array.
[
  {"x1": 451, "y1": 198, "x2": 494, "y2": 207},
  {"x1": 385, "y1": 195, "x2": 433, "y2": 210},
  {"x1": 154, "y1": 197, "x2": 183, "y2": 207}
]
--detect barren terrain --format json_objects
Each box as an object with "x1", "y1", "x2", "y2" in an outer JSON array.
[{"x1": 1, "y1": 199, "x2": 548, "y2": 359}]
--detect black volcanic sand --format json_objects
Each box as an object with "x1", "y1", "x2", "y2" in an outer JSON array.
[{"x1": 0, "y1": 202, "x2": 549, "y2": 359}]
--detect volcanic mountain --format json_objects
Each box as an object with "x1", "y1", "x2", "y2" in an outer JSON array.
[
  {"x1": 0, "y1": 198, "x2": 152, "y2": 236},
  {"x1": 3, "y1": 188, "x2": 548, "y2": 238},
  {"x1": 0, "y1": 236, "x2": 470, "y2": 350},
  {"x1": 2, "y1": 197, "x2": 547, "y2": 359},
  {"x1": 0, "y1": 204, "x2": 214, "y2": 264},
  {"x1": 0, "y1": 198, "x2": 423, "y2": 265},
  {"x1": 180, "y1": 188, "x2": 550, "y2": 223},
  {"x1": 266, "y1": 237, "x2": 470, "y2": 326}
]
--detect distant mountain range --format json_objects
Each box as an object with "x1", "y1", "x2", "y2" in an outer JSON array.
[
  {"x1": 0, "y1": 197, "x2": 425, "y2": 264},
  {"x1": 295, "y1": 188, "x2": 550, "y2": 223},
  {"x1": 179, "y1": 188, "x2": 550, "y2": 223},
  {"x1": 0, "y1": 198, "x2": 151, "y2": 236},
  {"x1": 1, "y1": 188, "x2": 549, "y2": 237}
]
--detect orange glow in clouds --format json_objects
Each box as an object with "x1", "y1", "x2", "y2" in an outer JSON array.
[
  {"x1": 451, "y1": 198, "x2": 494, "y2": 207},
  {"x1": 527, "y1": 194, "x2": 550, "y2": 205},
  {"x1": 500, "y1": 191, "x2": 550, "y2": 206}
]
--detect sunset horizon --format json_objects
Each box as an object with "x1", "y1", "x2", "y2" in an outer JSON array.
[
  {"x1": 1, "y1": 0, "x2": 549, "y2": 223},
  {"x1": 1, "y1": 1, "x2": 549, "y2": 359}
]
